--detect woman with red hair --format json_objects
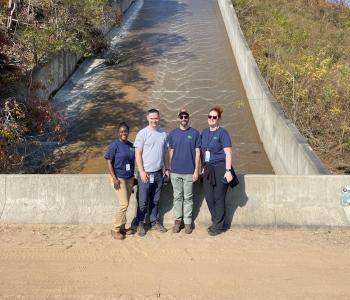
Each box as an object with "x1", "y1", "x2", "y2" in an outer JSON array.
[{"x1": 201, "y1": 106, "x2": 233, "y2": 236}]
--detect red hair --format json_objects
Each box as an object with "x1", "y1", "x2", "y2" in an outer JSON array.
[{"x1": 209, "y1": 106, "x2": 224, "y2": 119}]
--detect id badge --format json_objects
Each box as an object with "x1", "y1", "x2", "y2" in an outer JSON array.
[
  {"x1": 205, "y1": 150, "x2": 211, "y2": 163},
  {"x1": 126, "y1": 163, "x2": 131, "y2": 171},
  {"x1": 149, "y1": 174, "x2": 155, "y2": 184}
]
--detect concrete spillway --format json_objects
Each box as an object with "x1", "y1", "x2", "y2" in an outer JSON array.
[
  {"x1": 1, "y1": 0, "x2": 347, "y2": 228},
  {"x1": 53, "y1": 0, "x2": 273, "y2": 174}
]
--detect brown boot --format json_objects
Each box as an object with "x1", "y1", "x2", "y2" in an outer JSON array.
[
  {"x1": 111, "y1": 229, "x2": 125, "y2": 240},
  {"x1": 152, "y1": 222, "x2": 168, "y2": 233},
  {"x1": 172, "y1": 220, "x2": 181, "y2": 233},
  {"x1": 185, "y1": 224, "x2": 193, "y2": 234}
]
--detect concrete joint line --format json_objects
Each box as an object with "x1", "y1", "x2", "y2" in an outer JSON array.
[
  {"x1": 273, "y1": 176, "x2": 277, "y2": 229},
  {"x1": 0, "y1": 176, "x2": 7, "y2": 222},
  {"x1": 344, "y1": 207, "x2": 350, "y2": 224}
]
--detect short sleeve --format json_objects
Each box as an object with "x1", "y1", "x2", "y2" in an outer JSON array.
[
  {"x1": 200, "y1": 129, "x2": 207, "y2": 150},
  {"x1": 195, "y1": 130, "x2": 201, "y2": 148},
  {"x1": 168, "y1": 132, "x2": 173, "y2": 149},
  {"x1": 134, "y1": 130, "x2": 145, "y2": 150},
  {"x1": 105, "y1": 142, "x2": 116, "y2": 161},
  {"x1": 220, "y1": 129, "x2": 232, "y2": 148},
  {"x1": 163, "y1": 132, "x2": 168, "y2": 151}
]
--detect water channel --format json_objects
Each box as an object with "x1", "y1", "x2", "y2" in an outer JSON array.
[{"x1": 53, "y1": 0, "x2": 273, "y2": 174}]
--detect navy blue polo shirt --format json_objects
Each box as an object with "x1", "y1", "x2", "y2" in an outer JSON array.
[
  {"x1": 201, "y1": 127, "x2": 232, "y2": 163},
  {"x1": 168, "y1": 127, "x2": 201, "y2": 174},
  {"x1": 105, "y1": 140, "x2": 135, "y2": 179}
]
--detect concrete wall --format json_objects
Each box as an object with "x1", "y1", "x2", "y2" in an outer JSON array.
[
  {"x1": 29, "y1": 0, "x2": 135, "y2": 100},
  {"x1": 217, "y1": 0, "x2": 328, "y2": 175},
  {"x1": 1, "y1": 175, "x2": 349, "y2": 227},
  {"x1": 120, "y1": 0, "x2": 135, "y2": 12},
  {"x1": 30, "y1": 53, "x2": 81, "y2": 100}
]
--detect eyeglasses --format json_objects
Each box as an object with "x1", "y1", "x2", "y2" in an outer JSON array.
[
  {"x1": 179, "y1": 115, "x2": 189, "y2": 120},
  {"x1": 208, "y1": 115, "x2": 218, "y2": 120}
]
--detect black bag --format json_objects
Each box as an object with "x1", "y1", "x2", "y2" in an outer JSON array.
[
  {"x1": 221, "y1": 167, "x2": 239, "y2": 188},
  {"x1": 230, "y1": 167, "x2": 239, "y2": 188}
]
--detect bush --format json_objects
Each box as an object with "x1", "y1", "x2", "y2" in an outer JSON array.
[
  {"x1": 234, "y1": 0, "x2": 350, "y2": 173},
  {"x1": 7, "y1": 0, "x2": 110, "y2": 66},
  {"x1": 0, "y1": 97, "x2": 66, "y2": 173}
]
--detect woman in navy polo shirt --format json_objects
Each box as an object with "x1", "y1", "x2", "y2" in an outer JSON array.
[
  {"x1": 201, "y1": 106, "x2": 233, "y2": 236},
  {"x1": 105, "y1": 122, "x2": 135, "y2": 240}
]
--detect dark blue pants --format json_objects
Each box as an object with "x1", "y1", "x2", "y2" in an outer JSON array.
[{"x1": 137, "y1": 170, "x2": 164, "y2": 226}]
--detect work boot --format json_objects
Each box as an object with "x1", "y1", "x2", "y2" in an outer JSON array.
[
  {"x1": 172, "y1": 220, "x2": 181, "y2": 233},
  {"x1": 137, "y1": 224, "x2": 146, "y2": 237},
  {"x1": 111, "y1": 229, "x2": 125, "y2": 240},
  {"x1": 152, "y1": 222, "x2": 168, "y2": 233},
  {"x1": 184, "y1": 224, "x2": 193, "y2": 234}
]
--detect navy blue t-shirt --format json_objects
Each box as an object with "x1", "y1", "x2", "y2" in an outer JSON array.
[
  {"x1": 201, "y1": 127, "x2": 232, "y2": 163},
  {"x1": 168, "y1": 127, "x2": 201, "y2": 174},
  {"x1": 105, "y1": 140, "x2": 135, "y2": 179}
]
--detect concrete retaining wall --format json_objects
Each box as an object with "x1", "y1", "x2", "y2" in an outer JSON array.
[
  {"x1": 29, "y1": 0, "x2": 135, "y2": 100},
  {"x1": 1, "y1": 175, "x2": 349, "y2": 227},
  {"x1": 217, "y1": 0, "x2": 328, "y2": 175}
]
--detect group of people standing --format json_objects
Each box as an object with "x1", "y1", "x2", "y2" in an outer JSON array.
[{"x1": 105, "y1": 106, "x2": 235, "y2": 240}]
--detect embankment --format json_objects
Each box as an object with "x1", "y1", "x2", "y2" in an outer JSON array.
[{"x1": 217, "y1": 0, "x2": 329, "y2": 175}]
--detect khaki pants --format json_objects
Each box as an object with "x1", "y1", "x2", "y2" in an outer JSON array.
[
  {"x1": 170, "y1": 173, "x2": 194, "y2": 225},
  {"x1": 112, "y1": 177, "x2": 134, "y2": 230}
]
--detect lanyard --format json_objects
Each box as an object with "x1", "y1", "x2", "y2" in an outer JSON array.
[{"x1": 206, "y1": 128, "x2": 219, "y2": 151}]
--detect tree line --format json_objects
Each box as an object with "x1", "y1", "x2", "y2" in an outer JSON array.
[{"x1": 0, "y1": 0, "x2": 117, "y2": 172}]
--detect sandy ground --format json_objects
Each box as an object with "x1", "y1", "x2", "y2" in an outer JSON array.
[{"x1": 0, "y1": 225, "x2": 349, "y2": 300}]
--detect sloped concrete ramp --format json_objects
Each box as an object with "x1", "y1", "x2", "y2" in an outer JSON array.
[{"x1": 53, "y1": 0, "x2": 273, "y2": 174}]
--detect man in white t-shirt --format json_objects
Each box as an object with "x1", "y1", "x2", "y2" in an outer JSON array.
[{"x1": 134, "y1": 109, "x2": 169, "y2": 236}]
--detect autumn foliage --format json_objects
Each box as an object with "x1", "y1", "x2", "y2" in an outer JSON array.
[
  {"x1": 234, "y1": 0, "x2": 350, "y2": 173},
  {"x1": 0, "y1": 97, "x2": 66, "y2": 173},
  {"x1": 0, "y1": 0, "x2": 113, "y2": 172}
]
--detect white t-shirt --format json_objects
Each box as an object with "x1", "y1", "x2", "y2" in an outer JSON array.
[{"x1": 134, "y1": 126, "x2": 167, "y2": 172}]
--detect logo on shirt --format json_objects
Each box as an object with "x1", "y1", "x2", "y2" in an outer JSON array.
[
  {"x1": 213, "y1": 136, "x2": 219, "y2": 140},
  {"x1": 187, "y1": 135, "x2": 193, "y2": 139}
]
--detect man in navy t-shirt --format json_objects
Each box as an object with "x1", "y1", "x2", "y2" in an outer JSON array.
[{"x1": 168, "y1": 109, "x2": 201, "y2": 234}]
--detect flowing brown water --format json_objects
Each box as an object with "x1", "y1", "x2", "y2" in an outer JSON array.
[{"x1": 53, "y1": 0, "x2": 273, "y2": 174}]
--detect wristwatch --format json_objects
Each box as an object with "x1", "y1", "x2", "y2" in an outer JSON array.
[{"x1": 225, "y1": 169, "x2": 231, "y2": 172}]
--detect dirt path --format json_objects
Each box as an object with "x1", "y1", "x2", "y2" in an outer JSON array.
[{"x1": 0, "y1": 225, "x2": 349, "y2": 299}]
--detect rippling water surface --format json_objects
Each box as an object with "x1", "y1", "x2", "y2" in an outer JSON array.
[{"x1": 53, "y1": 0, "x2": 273, "y2": 174}]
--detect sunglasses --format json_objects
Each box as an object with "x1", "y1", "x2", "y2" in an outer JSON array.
[
  {"x1": 179, "y1": 115, "x2": 189, "y2": 120},
  {"x1": 208, "y1": 115, "x2": 218, "y2": 120}
]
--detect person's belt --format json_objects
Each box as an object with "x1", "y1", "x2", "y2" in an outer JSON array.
[{"x1": 145, "y1": 169, "x2": 162, "y2": 174}]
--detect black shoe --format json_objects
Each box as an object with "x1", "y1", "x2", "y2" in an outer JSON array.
[
  {"x1": 207, "y1": 225, "x2": 213, "y2": 232},
  {"x1": 120, "y1": 227, "x2": 136, "y2": 235},
  {"x1": 208, "y1": 228, "x2": 223, "y2": 236}
]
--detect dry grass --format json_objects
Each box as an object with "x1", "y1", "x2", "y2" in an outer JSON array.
[{"x1": 234, "y1": 0, "x2": 350, "y2": 174}]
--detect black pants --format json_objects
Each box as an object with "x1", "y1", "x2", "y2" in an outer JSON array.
[{"x1": 203, "y1": 162, "x2": 228, "y2": 231}]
